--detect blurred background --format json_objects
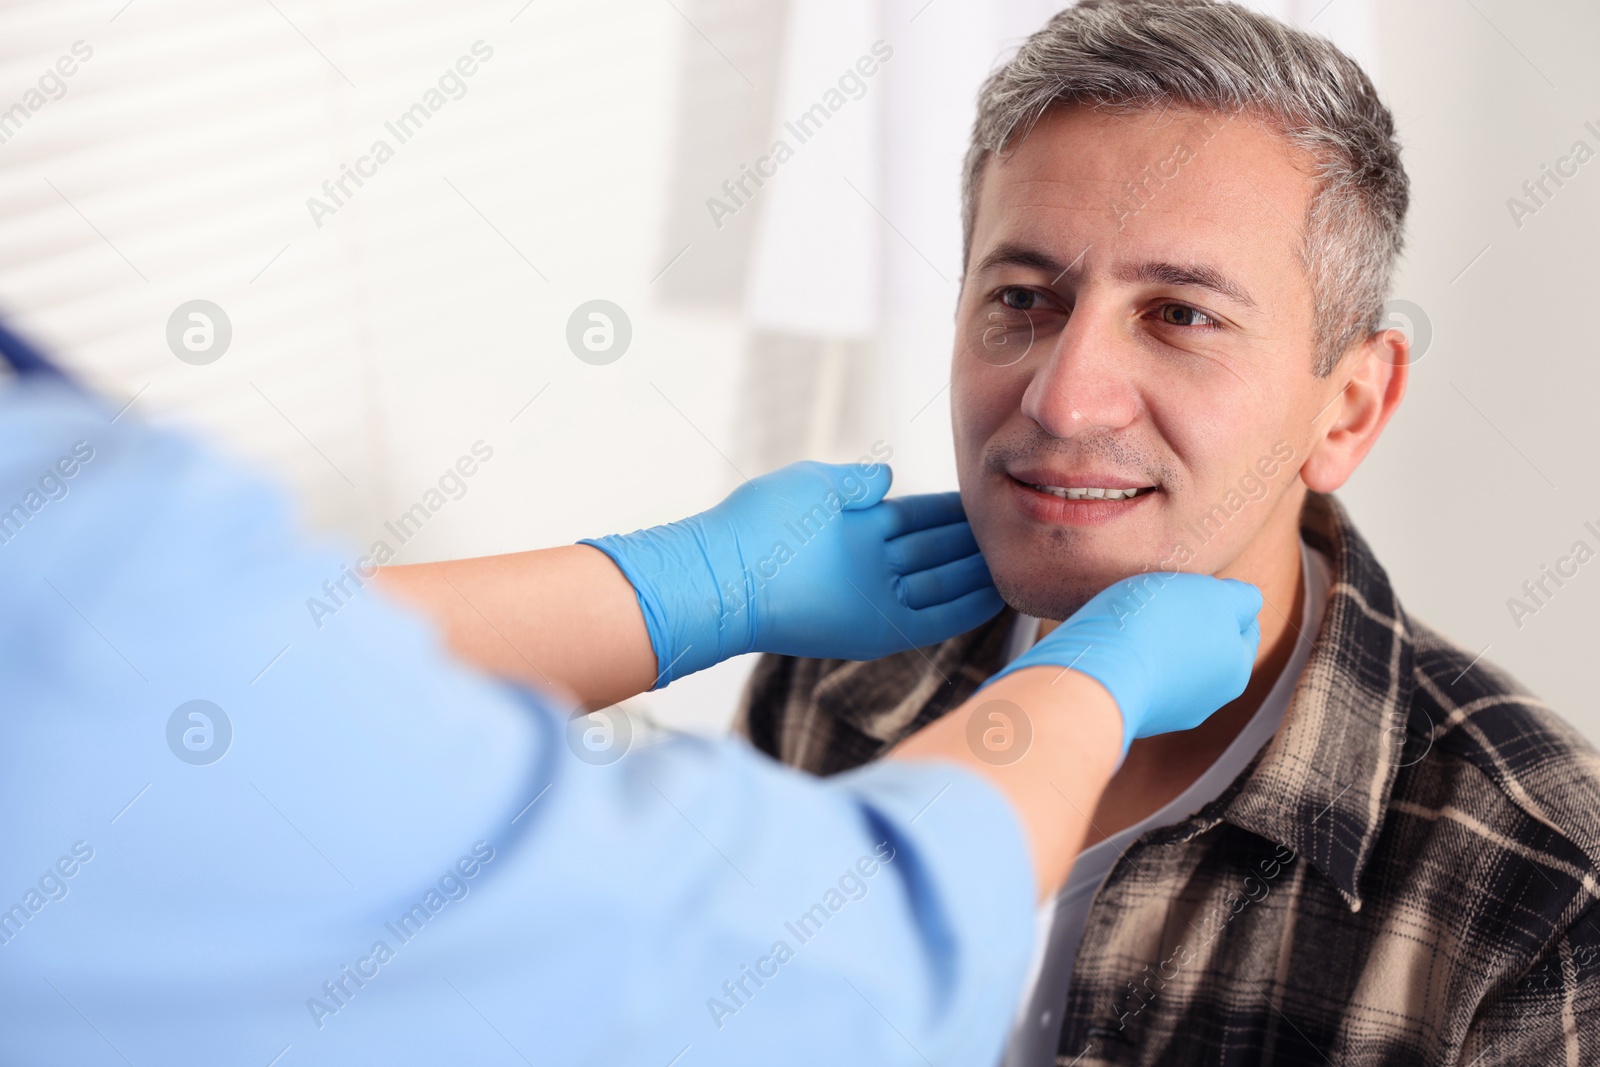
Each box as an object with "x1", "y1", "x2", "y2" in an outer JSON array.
[{"x1": 2, "y1": 0, "x2": 1595, "y2": 738}]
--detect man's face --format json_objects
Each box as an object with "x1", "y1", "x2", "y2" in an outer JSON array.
[{"x1": 953, "y1": 104, "x2": 1331, "y2": 620}]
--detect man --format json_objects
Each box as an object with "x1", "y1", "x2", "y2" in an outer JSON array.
[{"x1": 736, "y1": 2, "x2": 1600, "y2": 1064}]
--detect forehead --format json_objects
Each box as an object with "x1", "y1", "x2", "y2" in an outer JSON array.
[{"x1": 971, "y1": 104, "x2": 1318, "y2": 284}]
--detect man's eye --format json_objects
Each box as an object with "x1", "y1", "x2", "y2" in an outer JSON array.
[
  {"x1": 998, "y1": 287, "x2": 1047, "y2": 312},
  {"x1": 1156, "y1": 303, "x2": 1219, "y2": 329}
]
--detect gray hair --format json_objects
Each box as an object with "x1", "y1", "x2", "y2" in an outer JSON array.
[{"x1": 961, "y1": 0, "x2": 1409, "y2": 375}]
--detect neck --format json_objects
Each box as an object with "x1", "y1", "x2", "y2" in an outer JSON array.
[{"x1": 1036, "y1": 486, "x2": 1309, "y2": 846}]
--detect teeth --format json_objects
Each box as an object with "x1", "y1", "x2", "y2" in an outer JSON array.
[{"x1": 1029, "y1": 483, "x2": 1151, "y2": 500}]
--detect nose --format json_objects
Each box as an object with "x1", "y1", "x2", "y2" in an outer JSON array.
[{"x1": 1018, "y1": 298, "x2": 1140, "y2": 437}]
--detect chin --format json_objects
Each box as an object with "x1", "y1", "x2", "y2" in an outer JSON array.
[
  {"x1": 992, "y1": 548, "x2": 1212, "y2": 621},
  {"x1": 992, "y1": 572, "x2": 1103, "y2": 623}
]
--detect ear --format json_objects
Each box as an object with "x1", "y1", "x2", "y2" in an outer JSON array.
[{"x1": 1300, "y1": 327, "x2": 1409, "y2": 493}]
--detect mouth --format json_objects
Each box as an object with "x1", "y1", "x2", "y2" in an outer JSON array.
[
  {"x1": 1005, "y1": 471, "x2": 1160, "y2": 527},
  {"x1": 1016, "y1": 481, "x2": 1157, "y2": 501}
]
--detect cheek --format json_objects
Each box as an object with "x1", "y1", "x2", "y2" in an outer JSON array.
[
  {"x1": 1145, "y1": 395, "x2": 1294, "y2": 560},
  {"x1": 952, "y1": 358, "x2": 1029, "y2": 454},
  {"x1": 1142, "y1": 387, "x2": 1234, "y2": 489},
  {"x1": 948, "y1": 368, "x2": 982, "y2": 463}
]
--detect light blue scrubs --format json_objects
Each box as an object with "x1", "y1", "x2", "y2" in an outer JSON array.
[{"x1": 0, "y1": 371, "x2": 1035, "y2": 1065}]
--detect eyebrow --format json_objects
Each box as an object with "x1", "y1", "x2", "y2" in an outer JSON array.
[
  {"x1": 970, "y1": 241, "x2": 1259, "y2": 312},
  {"x1": 971, "y1": 242, "x2": 1072, "y2": 279},
  {"x1": 1114, "y1": 260, "x2": 1259, "y2": 312}
]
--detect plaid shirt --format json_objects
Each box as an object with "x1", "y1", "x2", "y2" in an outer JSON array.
[{"x1": 734, "y1": 492, "x2": 1600, "y2": 1065}]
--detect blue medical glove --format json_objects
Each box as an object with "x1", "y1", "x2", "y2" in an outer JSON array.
[
  {"x1": 580, "y1": 460, "x2": 1005, "y2": 686},
  {"x1": 980, "y1": 573, "x2": 1263, "y2": 755}
]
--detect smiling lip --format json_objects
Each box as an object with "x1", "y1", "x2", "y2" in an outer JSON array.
[
  {"x1": 1007, "y1": 467, "x2": 1157, "y2": 496},
  {"x1": 1005, "y1": 471, "x2": 1158, "y2": 527}
]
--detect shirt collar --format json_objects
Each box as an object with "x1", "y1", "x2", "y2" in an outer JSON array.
[{"x1": 1206, "y1": 492, "x2": 1415, "y2": 910}]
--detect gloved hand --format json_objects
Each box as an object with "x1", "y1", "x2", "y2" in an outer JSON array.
[
  {"x1": 579, "y1": 460, "x2": 1005, "y2": 687},
  {"x1": 979, "y1": 573, "x2": 1262, "y2": 755}
]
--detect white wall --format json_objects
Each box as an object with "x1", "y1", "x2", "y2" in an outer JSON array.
[{"x1": 2, "y1": 0, "x2": 1594, "y2": 739}]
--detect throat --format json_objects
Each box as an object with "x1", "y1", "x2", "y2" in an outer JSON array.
[
  {"x1": 1040, "y1": 555, "x2": 1307, "y2": 849},
  {"x1": 1083, "y1": 690, "x2": 1268, "y2": 846}
]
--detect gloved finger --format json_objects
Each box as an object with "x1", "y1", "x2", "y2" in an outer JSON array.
[
  {"x1": 875, "y1": 490, "x2": 967, "y2": 539},
  {"x1": 1242, "y1": 618, "x2": 1262, "y2": 654},
  {"x1": 901, "y1": 585, "x2": 1006, "y2": 645},
  {"x1": 763, "y1": 461, "x2": 892, "y2": 512},
  {"x1": 898, "y1": 552, "x2": 996, "y2": 609},
  {"x1": 1222, "y1": 578, "x2": 1264, "y2": 630},
  {"x1": 831, "y1": 460, "x2": 892, "y2": 511},
  {"x1": 883, "y1": 519, "x2": 980, "y2": 573}
]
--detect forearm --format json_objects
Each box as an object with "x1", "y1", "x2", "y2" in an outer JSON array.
[
  {"x1": 377, "y1": 545, "x2": 657, "y2": 706},
  {"x1": 889, "y1": 666, "x2": 1123, "y2": 901}
]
